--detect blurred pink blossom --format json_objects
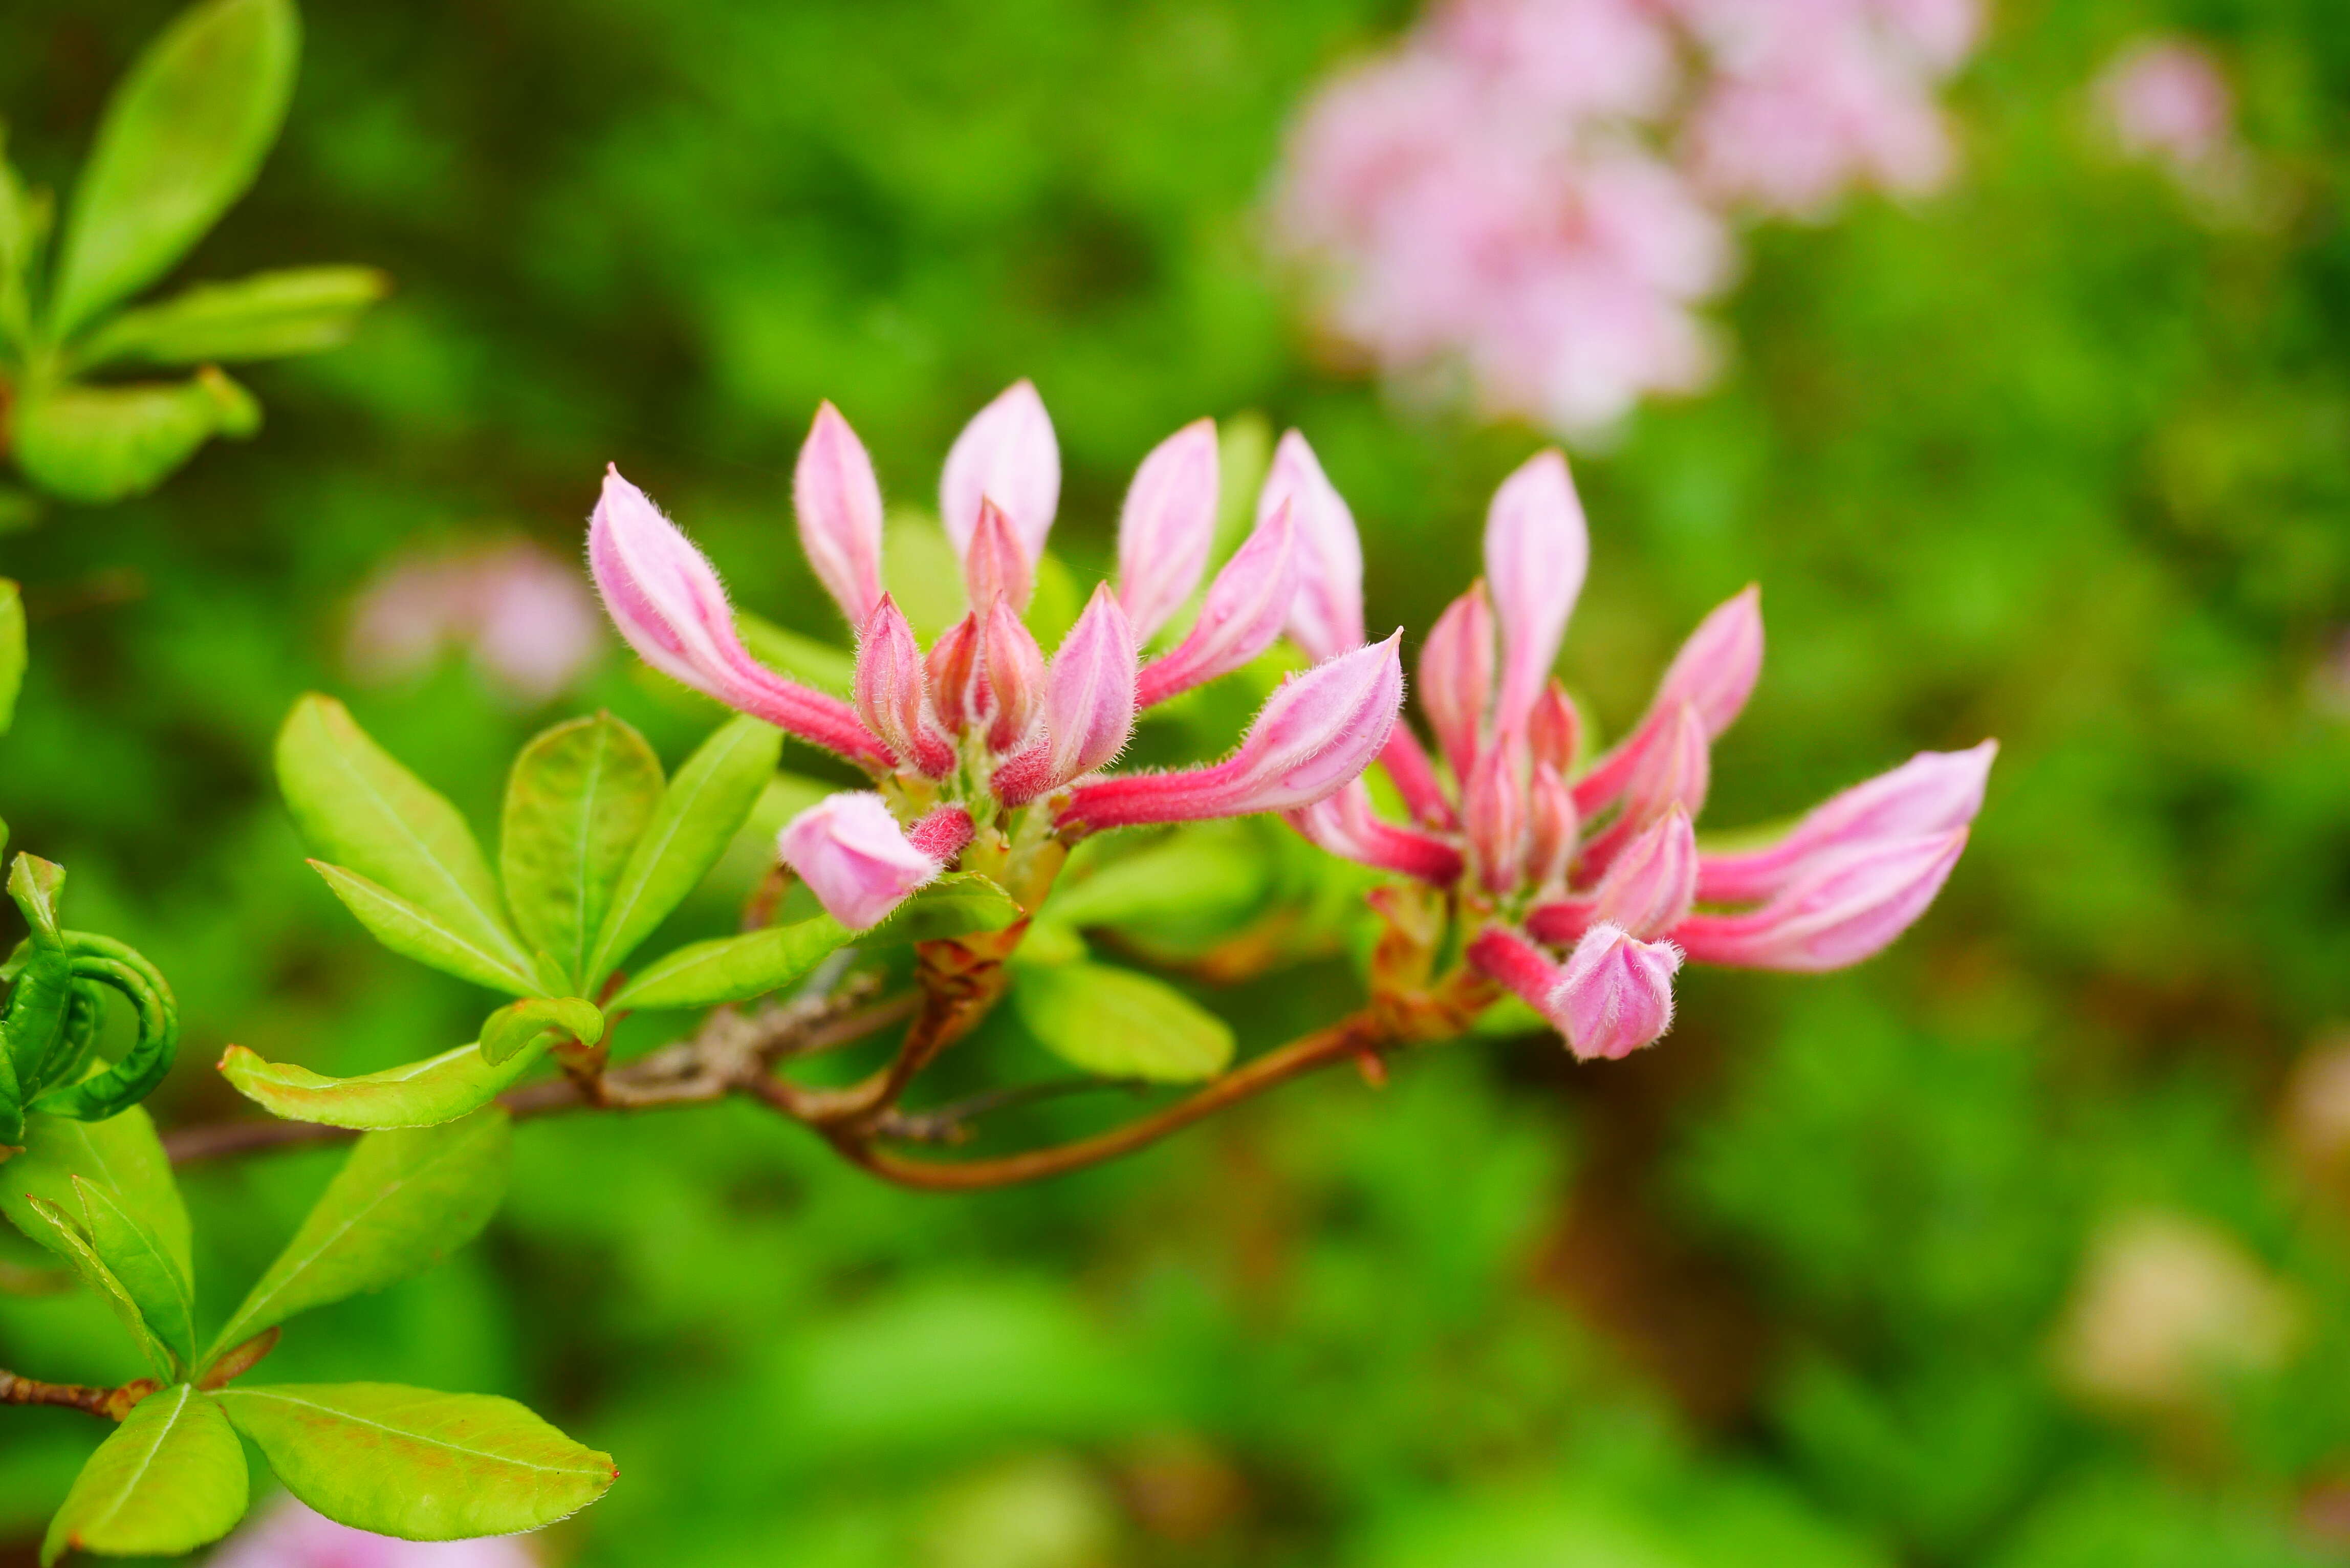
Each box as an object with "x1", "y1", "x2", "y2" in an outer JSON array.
[
  {"x1": 2094, "y1": 38, "x2": 2248, "y2": 205},
  {"x1": 347, "y1": 541, "x2": 601, "y2": 706},
  {"x1": 208, "y1": 1498, "x2": 536, "y2": 1567},
  {"x1": 1273, "y1": 0, "x2": 1981, "y2": 437}
]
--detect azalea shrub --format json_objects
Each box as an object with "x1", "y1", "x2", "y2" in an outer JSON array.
[{"x1": 3, "y1": 0, "x2": 2349, "y2": 1564}]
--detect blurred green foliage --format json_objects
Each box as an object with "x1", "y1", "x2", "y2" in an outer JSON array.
[{"x1": 2, "y1": 0, "x2": 2348, "y2": 1563}]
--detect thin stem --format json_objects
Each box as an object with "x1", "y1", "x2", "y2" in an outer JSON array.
[
  {"x1": 815, "y1": 1011, "x2": 1390, "y2": 1191},
  {"x1": 873, "y1": 1075, "x2": 1151, "y2": 1145},
  {"x1": 0, "y1": 1368, "x2": 154, "y2": 1421}
]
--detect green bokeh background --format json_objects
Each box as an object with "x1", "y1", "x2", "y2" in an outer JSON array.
[{"x1": 5, "y1": 0, "x2": 2350, "y2": 1563}]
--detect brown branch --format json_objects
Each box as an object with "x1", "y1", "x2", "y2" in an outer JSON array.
[
  {"x1": 871, "y1": 1075, "x2": 1151, "y2": 1145},
  {"x1": 163, "y1": 991, "x2": 918, "y2": 1165},
  {"x1": 813, "y1": 1011, "x2": 1392, "y2": 1191},
  {"x1": 0, "y1": 1368, "x2": 156, "y2": 1421}
]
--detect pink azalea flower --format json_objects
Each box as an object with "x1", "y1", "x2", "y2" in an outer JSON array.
[
  {"x1": 1279, "y1": 439, "x2": 1992, "y2": 1059},
  {"x1": 207, "y1": 1497, "x2": 536, "y2": 1567},
  {"x1": 346, "y1": 541, "x2": 602, "y2": 706},
  {"x1": 2093, "y1": 37, "x2": 2255, "y2": 212},
  {"x1": 589, "y1": 389, "x2": 1405, "y2": 930}
]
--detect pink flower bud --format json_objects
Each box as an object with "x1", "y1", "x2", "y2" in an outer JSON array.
[
  {"x1": 1698, "y1": 741, "x2": 1997, "y2": 903},
  {"x1": 927, "y1": 612, "x2": 982, "y2": 735},
  {"x1": 1525, "y1": 760, "x2": 1578, "y2": 892},
  {"x1": 779, "y1": 791, "x2": 944, "y2": 929},
  {"x1": 1573, "y1": 587, "x2": 1761, "y2": 813},
  {"x1": 941, "y1": 379, "x2": 1059, "y2": 560},
  {"x1": 589, "y1": 466, "x2": 889, "y2": 767},
  {"x1": 1286, "y1": 777, "x2": 1465, "y2": 884},
  {"x1": 793, "y1": 401, "x2": 886, "y2": 626},
  {"x1": 1464, "y1": 743, "x2": 1525, "y2": 894},
  {"x1": 1656, "y1": 585, "x2": 1762, "y2": 738},
  {"x1": 1419, "y1": 581, "x2": 1495, "y2": 785},
  {"x1": 1134, "y1": 498, "x2": 1299, "y2": 708},
  {"x1": 1591, "y1": 804, "x2": 1697, "y2": 938},
  {"x1": 1484, "y1": 450, "x2": 1589, "y2": 734},
  {"x1": 1260, "y1": 430, "x2": 1363, "y2": 662},
  {"x1": 995, "y1": 584, "x2": 1137, "y2": 804},
  {"x1": 1465, "y1": 922, "x2": 1683, "y2": 1061},
  {"x1": 1577, "y1": 701, "x2": 1710, "y2": 872},
  {"x1": 1674, "y1": 829, "x2": 1970, "y2": 972},
  {"x1": 1061, "y1": 634, "x2": 1404, "y2": 829},
  {"x1": 962, "y1": 496, "x2": 1035, "y2": 613},
  {"x1": 906, "y1": 802, "x2": 976, "y2": 863},
  {"x1": 980, "y1": 595, "x2": 1046, "y2": 753},
  {"x1": 1528, "y1": 681, "x2": 1582, "y2": 774},
  {"x1": 1117, "y1": 418, "x2": 1220, "y2": 643},
  {"x1": 853, "y1": 595, "x2": 949, "y2": 775}
]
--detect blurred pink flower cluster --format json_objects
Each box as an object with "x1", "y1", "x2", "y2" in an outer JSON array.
[
  {"x1": 2092, "y1": 38, "x2": 2251, "y2": 209},
  {"x1": 1273, "y1": 0, "x2": 1982, "y2": 436},
  {"x1": 209, "y1": 1498, "x2": 535, "y2": 1567},
  {"x1": 347, "y1": 541, "x2": 602, "y2": 706}
]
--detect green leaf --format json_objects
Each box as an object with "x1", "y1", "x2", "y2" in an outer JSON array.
[
  {"x1": 478, "y1": 996, "x2": 601, "y2": 1068},
  {"x1": 215, "y1": 1040, "x2": 541, "y2": 1133},
  {"x1": 736, "y1": 611, "x2": 856, "y2": 695},
  {"x1": 607, "y1": 916, "x2": 851, "y2": 1011},
  {"x1": 275, "y1": 694, "x2": 534, "y2": 982},
  {"x1": 861, "y1": 872, "x2": 1024, "y2": 948},
  {"x1": 499, "y1": 712, "x2": 664, "y2": 990},
  {"x1": 586, "y1": 715, "x2": 782, "y2": 983},
  {"x1": 15, "y1": 1196, "x2": 178, "y2": 1379},
  {"x1": 0, "y1": 1105, "x2": 190, "y2": 1278},
  {"x1": 207, "y1": 1110, "x2": 509, "y2": 1360},
  {"x1": 73, "y1": 1176, "x2": 195, "y2": 1370},
  {"x1": 40, "y1": 1386, "x2": 247, "y2": 1565},
  {"x1": 0, "y1": 129, "x2": 47, "y2": 351},
  {"x1": 1048, "y1": 825, "x2": 1269, "y2": 930},
  {"x1": 0, "y1": 578, "x2": 24, "y2": 736},
  {"x1": 7, "y1": 368, "x2": 258, "y2": 505},
  {"x1": 48, "y1": 0, "x2": 300, "y2": 340},
  {"x1": 1011, "y1": 962, "x2": 1234, "y2": 1083},
  {"x1": 67, "y1": 265, "x2": 388, "y2": 371},
  {"x1": 215, "y1": 1383, "x2": 613, "y2": 1539},
  {"x1": 307, "y1": 861, "x2": 539, "y2": 995}
]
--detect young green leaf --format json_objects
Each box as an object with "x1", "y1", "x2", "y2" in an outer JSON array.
[
  {"x1": 47, "y1": 0, "x2": 300, "y2": 340},
  {"x1": 860, "y1": 872, "x2": 1024, "y2": 948},
  {"x1": 275, "y1": 695, "x2": 534, "y2": 981},
  {"x1": 0, "y1": 1106, "x2": 190, "y2": 1278},
  {"x1": 74, "y1": 1176, "x2": 195, "y2": 1370},
  {"x1": 216, "y1": 1040, "x2": 539, "y2": 1132},
  {"x1": 585, "y1": 715, "x2": 782, "y2": 983},
  {"x1": 215, "y1": 1383, "x2": 614, "y2": 1539},
  {"x1": 16, "y1": 1197, "x2": 178, "y2": 1379},
  {"x1": 6, "y1": 367, "x2": 258, "y2": 504},
  {"x1": 500, "y1": 712, "x2": 664, "y2": 989},
  {"x1": 207, "y1": 1109, "x2": 510, "y2": 1361},
  {"x1": 1012, "y1": 962, "x2": 1235, "y2": 1083},
  {"x1": 66, "y1": 265, "x2": 389, "y2": 371},
  {"x1": 478, "y1": 996, "x2": 602, "y2": 1068},
  {"x1": 606, "y1": 916, "x2": 851, "y2": 1011},
  {"x1": 1047, "y1": 823, "x2": 1269, "y2": 931},
  {"x1": 0, "y1": 578, "x2": 24, "y2": 736},
  {"x1": 307, "y1": 861, "x2": 541, "y2": 996},
  {"x1": 40, "y1": 1385, "x2": 247, "y2": 1566}
]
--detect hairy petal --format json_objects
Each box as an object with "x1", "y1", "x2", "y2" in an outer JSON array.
[
  {"x1": 793, "y1": 401, "x2": 886, "y2": 626},
  {"x1": 1590, "y1": 804, "x2": 1698, "y2": 938},
  {"x1": 1672, "y1": 829, "x2": 1970, "y2": 972},
  {"x1": 1466, "y1": 922, "x2": 1683, "y2": 1062},
  {"x1": 779, "y1": 792, "x2": 943, "y2": 929},
  {"x1": 941, "y1": 379, "x2": 1059, "y2": 559},
  {"x1": 962, "y1": 497, "x2": 1035, "y2": 615},
  {"x1": 997, "y1": 584, "x2": 1138, "y2": 803},
  {"x1": 1261, "y1": 430, "x2": 1364, "y2": 661},
  {"x1": 853, "y1": 595, "x2": 950, "y2": 775},
  {"x1": 1420, "y1": 581, "x2": 1495, "y2": 786},
  {"x1": 1573, "y1": 586, "x2": 1763, "y2": 813},
  {"x1": 1117, "y1": 418, "x2": 1221, "y2": 642},
  {"x1": 589, "y1": 466, "x2": 887, "y2": 766},
  {"x1": 1287, "y1": 777, "x2": 1466, "y2": 884},
  {"x1": 1699, "y1": 741, "x2": 1997, "y2": 903},
  {"x1": 1136, "y1": 499, "x2": 1300, "y2": 708},
  {"x1": 1484, "y1": 450, "x2": 1589, "y2": 734}
]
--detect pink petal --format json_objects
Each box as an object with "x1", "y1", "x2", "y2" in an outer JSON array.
[
  {"x1": 1698, "y1": 741, "x2": 1996, "y2": 903},
  {"x1": 962, "y1": 497, "x2": 1035, "y2": 614},
  {"x1": 1484, "y1": 449, "x2": 1589, "y2": 734},
  {"x1": 1524, "y1": 760, "x2": 1578, "y2": 892},
  {"x1": 1590, "y1": 803, "x2": 1697, "y2": 938},
  {"x1": 779, "y1": 791, "x2": 944, "y2": 929},
  {"x1": 1379, "y1": 724, "x2": 1461, "y2": 830},
  {"x1": 1135, "y1": 498, "x2": 1300, "y2": 708},
  {"x1": 1117, "y1": 417, "x2": 1221, "y2": 643},
  {"x1": 1419, "y1": 581, "x2": 1495, "y2": 786},
  {"x1": 1463, "y1": 741, "x2": 1526, "y2": 894},
  {"x1": 980, "y1": 596, "x2": 1047, "y2": 754},
  {"x1": 1571, "y1": 586, "x2": 1763, "y2": 814},
  {"x1": 853, "y1": 594, "x2": 949, "y2": 775},
  {"x1": 940, "y1": 380, "x2": 1059, "y2": 560},
  {"x1": 1549, "y1": 922, "x2": 1682, "y2": 1060},
  {"x1": 1674, "y1": 829, "x2": 1970, "y2": 972},
  {"x1": 793, "y1": 401, "x2": 886, "y2": 626},
  {"x1": 1575, "y1": 701, "x2": 1710, "y2": 873},
  {"x1": 1286, "y1": 776, "x2": 1465, "y2": 884},
  {"x1": 589, "y1": 466, "x2": 888, "y2": 767},
  {"x1": 998, "y1": 583, "x2": 1138, "y2": 803},
  {"x1": 1260, "y1": 430, "x2": 1364, "y2": 662}
]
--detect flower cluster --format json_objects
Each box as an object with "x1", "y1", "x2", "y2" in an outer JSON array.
[
  {"x1": 588, "y1": 382, "x2": 1405, "y2": 930},
  {"x1": 1272, "y1": 0, "x2": 1981, "y2": 436},
  {"x1": 2092, "y1": 37, "x2": 2254, "y2": 213},
  {"x1": 1286, "y1": 444, "x2": 1994, "y2": 1060},
  {"x1": 347, "y1": 541, "x2": 603, "y2": 706}
]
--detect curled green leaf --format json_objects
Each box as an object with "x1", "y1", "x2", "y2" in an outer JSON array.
[
  {"x1": 478, "y1": 996, "x2": 602, "y2": 1068},
  {"x1": 215, "y1": 1041, "x2": 540, "y2": 1133}
]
